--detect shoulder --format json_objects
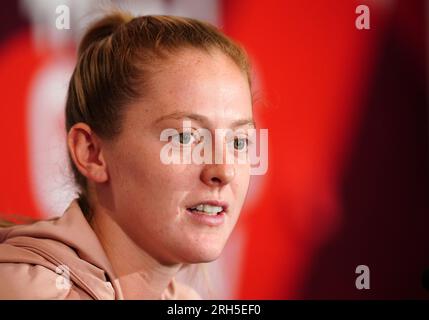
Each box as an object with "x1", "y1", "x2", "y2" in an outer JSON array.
[
  {"x1": 0, "y1": 262, "x2": 88, "y2": 299},
  {"x1": 174, "y1": 281, "x2": 202, "y2": 300}
]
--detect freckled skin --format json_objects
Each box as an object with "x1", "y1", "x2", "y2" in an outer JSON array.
[{"x1": 100, "y1": 48, "x2": 253, "y2": 265}]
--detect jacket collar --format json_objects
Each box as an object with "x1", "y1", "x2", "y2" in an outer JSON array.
[{"x1": 1, "y1": 200, "x2": 124, "y2": 299}]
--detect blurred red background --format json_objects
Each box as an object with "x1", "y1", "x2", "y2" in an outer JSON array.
[{"x1": 0, "y1": 0, "x2": 427, "y2": 299}]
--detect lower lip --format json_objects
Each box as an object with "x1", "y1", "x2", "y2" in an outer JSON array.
[{"x1": 185, "y1": 209, "x2": 226, "y2": 226}]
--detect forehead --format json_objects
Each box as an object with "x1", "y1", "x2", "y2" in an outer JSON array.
[{"x1": 139, "y1": 48, "x2": 253, "y2": 123}]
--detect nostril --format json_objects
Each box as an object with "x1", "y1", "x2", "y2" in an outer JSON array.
[
  {"x1": 210, "y1": 177, "x2": 222, "y2": 184},
  {"x1": 200, "y1": 165, "x2": 235, "y2": 187}
]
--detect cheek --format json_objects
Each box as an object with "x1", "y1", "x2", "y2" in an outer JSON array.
[
  {"x1": 112, "y1": 139, "x2": 195, "y2": 188},
  {"x1": 108, "y1": 142, "x2": 200, "y2": 216},
  {"x1": 109, "y1": 139, "x2": 165, "y2": 188},
  {"x1": 233, "y1": 165, "x2": 251, "y2": 199}
]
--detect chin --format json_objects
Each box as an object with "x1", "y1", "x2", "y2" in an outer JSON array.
[{"x1": 180, "y1": 244, "x2": 225, "y2": 264}]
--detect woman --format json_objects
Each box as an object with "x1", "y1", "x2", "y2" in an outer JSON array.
[{"x1": 0, "y1": 10, "x2": 254, "y2": 299}]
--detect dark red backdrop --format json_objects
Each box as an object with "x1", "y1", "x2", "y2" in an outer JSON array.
[{"x1": 0, "y1": 0, "x2": 427, "y2": 299}]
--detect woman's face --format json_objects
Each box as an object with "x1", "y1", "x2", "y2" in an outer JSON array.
[{"x1": 101, "y1": 48, "x2": 253, "y2": 265}]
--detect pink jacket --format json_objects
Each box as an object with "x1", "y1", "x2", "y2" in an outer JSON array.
[{"x1": 0, "y1": 200, "x2": 199, "y2": 300}]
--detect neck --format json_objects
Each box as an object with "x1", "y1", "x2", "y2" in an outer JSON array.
[{"x1": 90, "y1": 205, "x2": 182, "y2": 299}]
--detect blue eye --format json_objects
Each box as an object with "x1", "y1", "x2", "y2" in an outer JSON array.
[
  {"x1": 234, "y1": 137, "x2": 248, "y2": 151},
  {"x1": 175, "y1": 130, "x2": 198, "y2": 146},
  {"x1": 179, "y1": 132, "x2": 192, "y2": 144}
]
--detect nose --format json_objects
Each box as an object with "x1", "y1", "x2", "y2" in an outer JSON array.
[{"x1": 200, "y1": 163, "x2": 235, "y2": 187}]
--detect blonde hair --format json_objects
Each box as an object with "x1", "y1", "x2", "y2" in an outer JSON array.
[{"x1": 65, "y1": 10, "x2": 252, "y2": 219}]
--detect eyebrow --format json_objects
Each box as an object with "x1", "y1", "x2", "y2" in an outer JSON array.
[{"x1": 154, "y1": 111, "x2": 256, "y2": 128}]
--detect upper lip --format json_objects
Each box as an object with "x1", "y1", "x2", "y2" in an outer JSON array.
[{"x1": 186, "y1": 200, "x2": 229, "y2": 212}]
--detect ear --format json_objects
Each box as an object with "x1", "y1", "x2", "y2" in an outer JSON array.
[{"x1": 67, "y1": 123, "x2": 108, "y2": 184}]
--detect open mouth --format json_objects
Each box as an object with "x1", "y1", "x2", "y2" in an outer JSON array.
[
  {"x1": 187, "y1": 204, "x2": 225, "y2": 216},
  {"x1": 185, "y1": 200, "x2": 228, "y2": 216},
  {"x1": 185, "y1": 201, "x2": 228, "y2": 226}
]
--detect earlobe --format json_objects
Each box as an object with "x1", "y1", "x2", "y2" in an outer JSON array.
[{"x1": 67, "y1": 123, "x2": 109, "y2": 184}]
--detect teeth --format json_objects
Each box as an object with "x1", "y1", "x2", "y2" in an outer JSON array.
[{"x1": 190, "y1": 204, "x2": 223, "y2": 215}]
